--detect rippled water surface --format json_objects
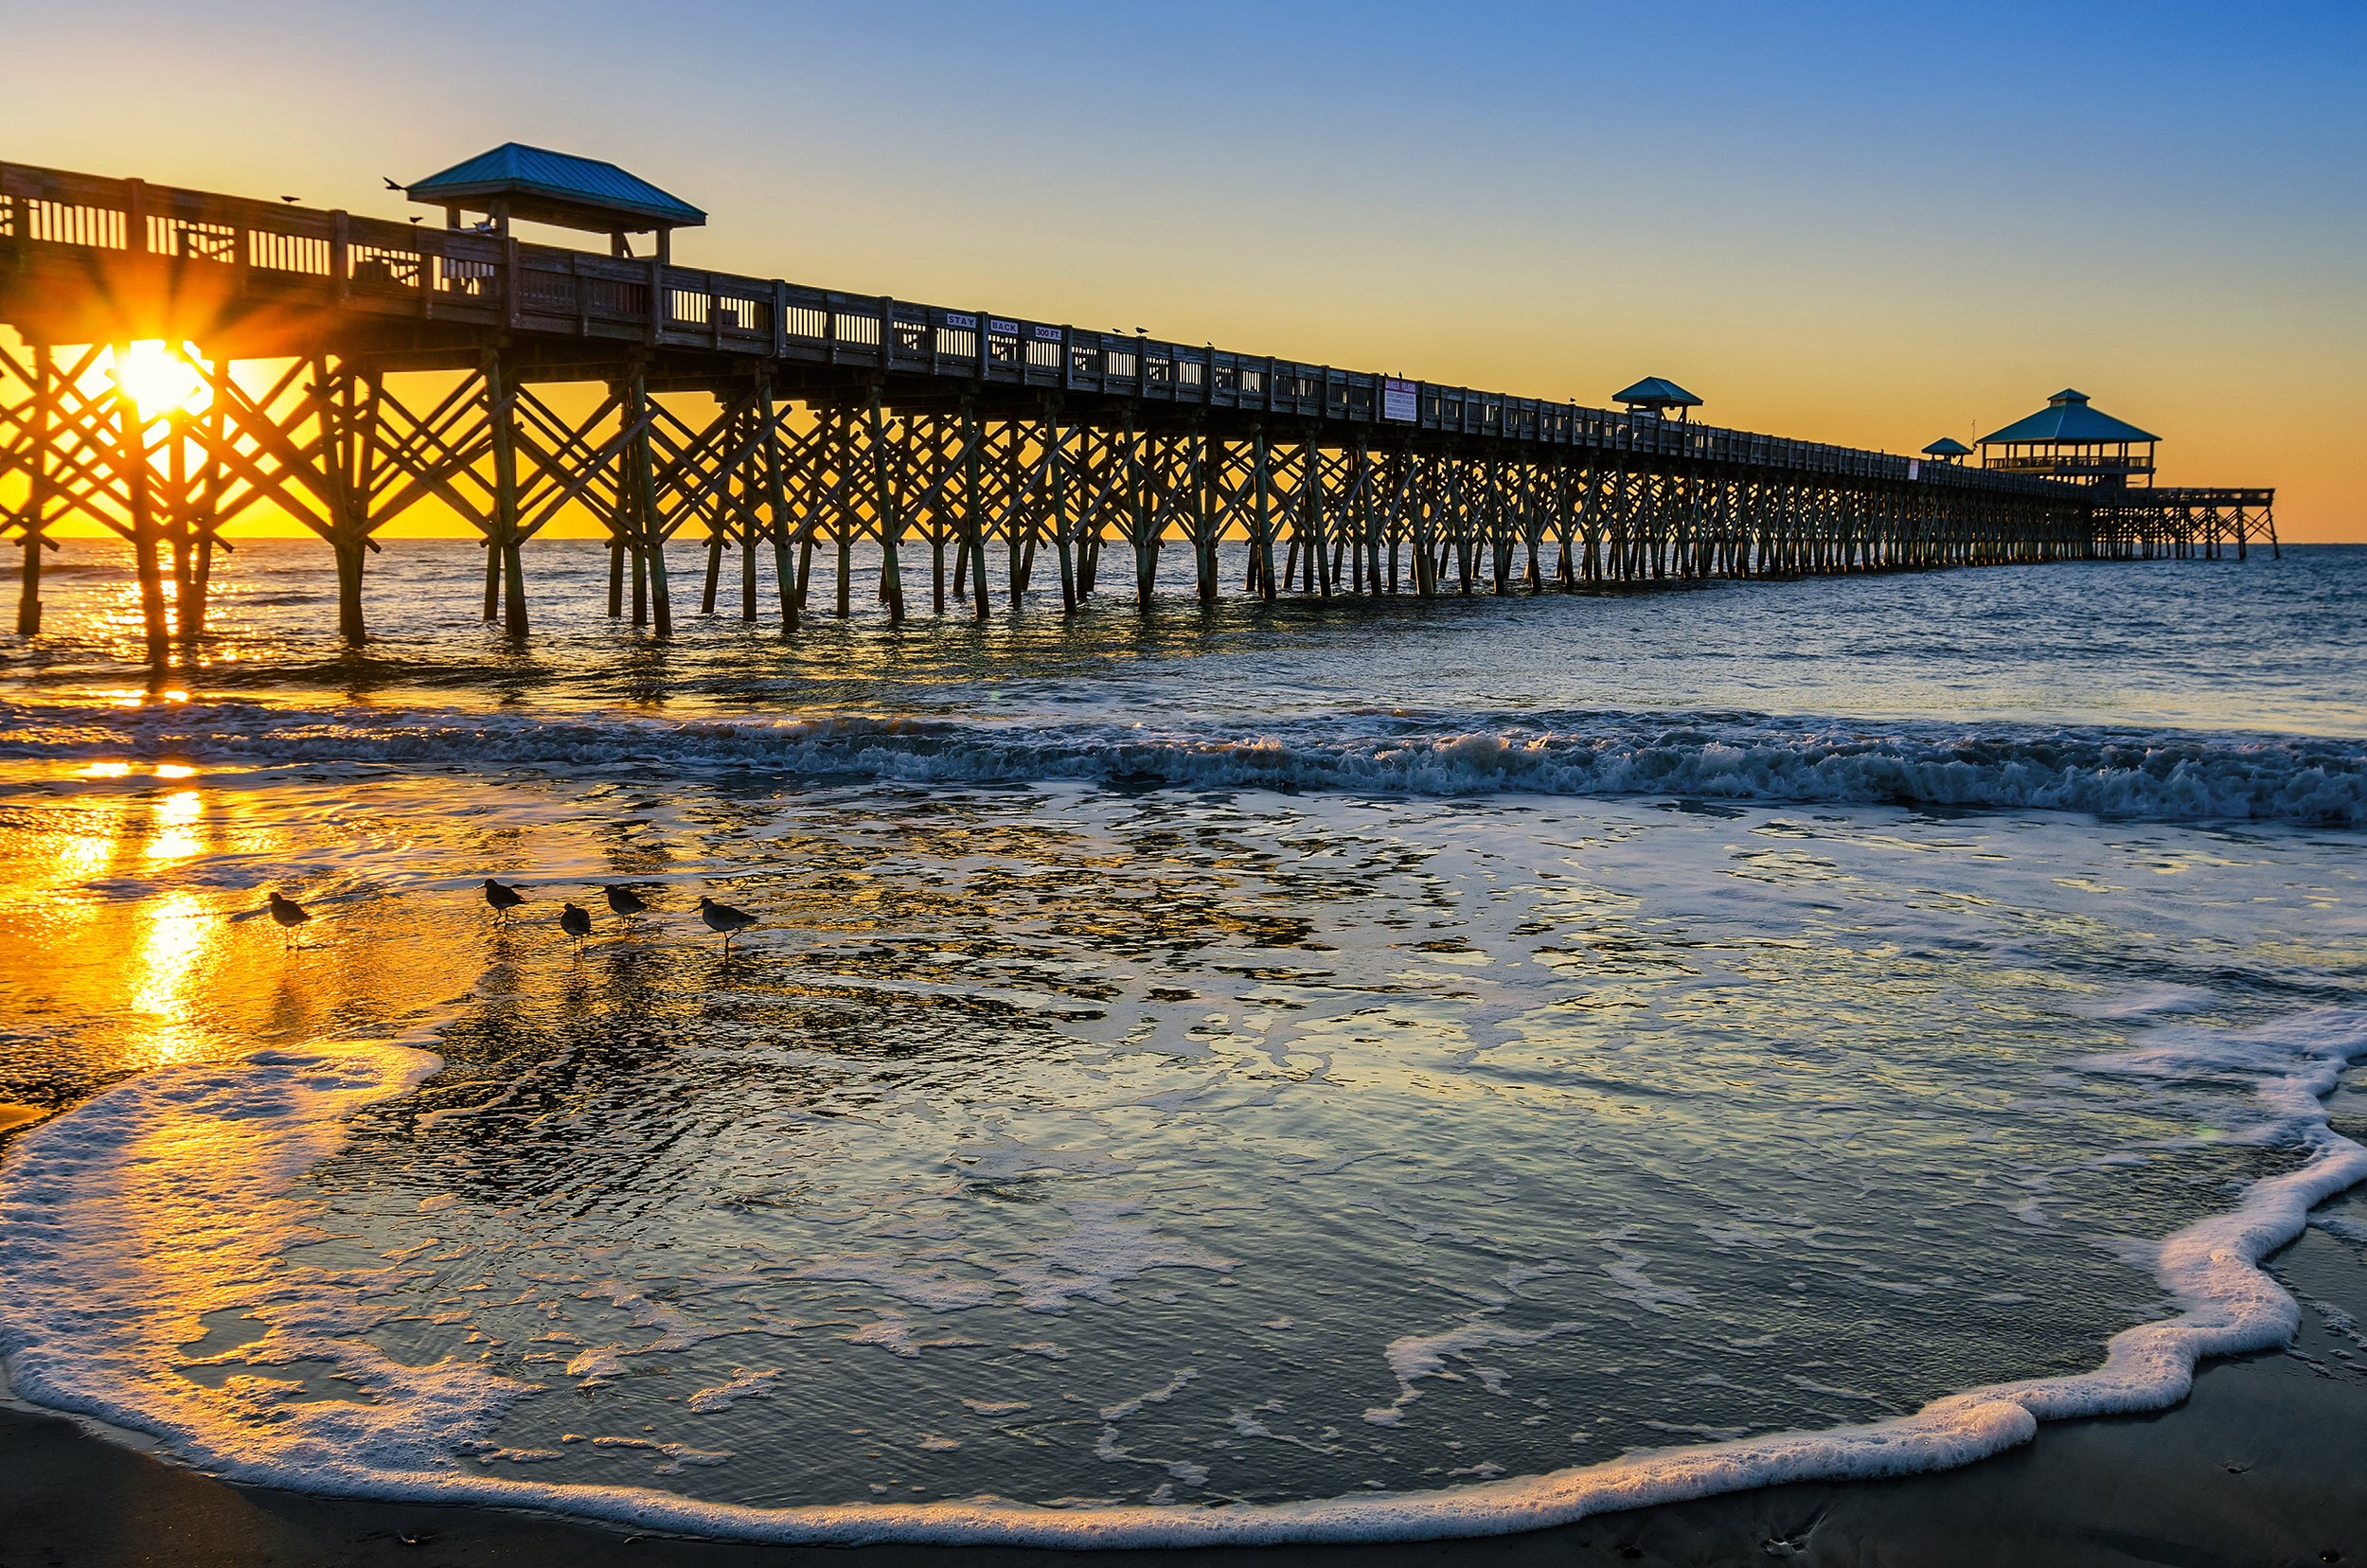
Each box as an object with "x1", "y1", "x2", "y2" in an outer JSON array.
[{"x1": 0, "y1": 541, "x2": 2362, "y2": 1538}]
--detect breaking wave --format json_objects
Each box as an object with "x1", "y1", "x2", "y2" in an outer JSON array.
[{"x1": 7, "y1": 699, "x2": 2364, "y2": 827}]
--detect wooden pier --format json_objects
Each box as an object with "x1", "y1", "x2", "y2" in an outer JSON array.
[{"x1": 0, "y1": 157, "x2": 2276, "y2": 666}]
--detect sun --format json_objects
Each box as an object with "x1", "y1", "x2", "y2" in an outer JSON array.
[{"x1": 109, "y1": 340, "x2": 211, "y2": 422}]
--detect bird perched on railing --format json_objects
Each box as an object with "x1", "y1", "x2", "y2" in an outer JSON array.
[
  {"x1": 265, "y1": 891, "x2": 312, "y2": 946},
  {"x1": 602, "y1": 884, "x2": 649, "y2": 916},
  {"x1": 483, "y1": 878, "x2": 527, "y2": 920},
  {"x1": 560, "y1": 901, "x2": 592, "y2": 950},
  {"x1": 697, "y1": 896, "x2": 758, "y2": 949}
]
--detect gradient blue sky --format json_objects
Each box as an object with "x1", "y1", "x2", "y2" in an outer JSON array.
[{"x1": 15, "y1": 0, "x2": 2364, "y2": 534}]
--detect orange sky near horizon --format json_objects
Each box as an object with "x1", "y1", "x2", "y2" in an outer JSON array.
[{"x1": 7, "y1": 3, "x2": 2361, "y2": 543}]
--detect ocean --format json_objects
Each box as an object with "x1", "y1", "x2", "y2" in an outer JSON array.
[{"x1": 0, "y1": 538, "x2": 2362, "y2": 1544}]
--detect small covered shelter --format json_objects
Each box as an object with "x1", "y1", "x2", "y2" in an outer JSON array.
[
  {"x1": 1920, "y1": 437, "x2": 1973, "y2": 465},
  {"x1": 1613, "y1": 377, "x2": 1702, "y2": 421},
  {"x1": 1977, "y1": 389, "x2": 2158, "y2": 487},
  {"x1": 404, "y1": 143, "x2": 705, "y2": 262}
]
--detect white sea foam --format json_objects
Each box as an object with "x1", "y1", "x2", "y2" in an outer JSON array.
[
  {"x1": 8, "y1": 698, "x2": 2364, "y2": 827},
  {"x1": 1363, "y1": 1313, "x2": 1588, "y2": 1426},
  {"x1": 5, "y1": 998, "x2": 2366, "y2": 1545}
]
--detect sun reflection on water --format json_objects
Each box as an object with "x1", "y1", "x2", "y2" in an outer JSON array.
[
  {"x1": 129, "y1": 890, "x2": 213, "y2": 1069},
  {"x1": 143, "y1": 791, "x2": 205, "y2": 864}
]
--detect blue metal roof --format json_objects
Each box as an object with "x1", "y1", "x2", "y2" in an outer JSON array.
[
  {"x1": 1978, "y1": 389, "x2": 2158, "y2": 447},
  {"x1": 406, "y1": 144, "x2": 705, "y2": 229},
  {"x1": 1613, "y1": 376, "x2": 1701, "y2": 408},
  {"x1": 1922, "y1": 437, "x2": 1974, "y2": 456}
]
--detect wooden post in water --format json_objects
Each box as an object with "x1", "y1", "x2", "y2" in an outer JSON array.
[
  {"x1": 868, "y1": 385, "x2": 906, "y2": 624},
  {"x1": 1306, "y1": 437, "x2": 1332, "y2": 598},
  {"x1": 1128, "y1": 410, "x2": 1159, "y2": 608},
  {"x1": 108, "y1": 344, "x2": 173, "y2": 668},
  {"x1": 759, "y1": 382, "x2": 796, "y2": 633},
  {"x1": 1048, "y1": 404, "x2": 1077, "y2": 613},
  {"x1": 831, "y1": 405, "x2": 853, "y2": 618},
  {"x1": 485, "y1": 352, "x2": 527, "y2": 635},
  {"x1": 319, "y1": 357, "x2": 371, "y2": 647},
  {"x1": 1194, "y1": 425, "x2": 1219, "y2": 604},
  {"x1": 14, "y1": 344, "x2": 53, "y2": 636},
  {"x1": 962, "y1": 400, "x2": 989, "y2": 619},
  {"x1": 625, "y1": 367, "x2": 672, "y2": 636},
  {"x1": 478, "y1": 367, "x2": 502, "y2": 620},
  {"x1": 186, "y1": 355, "x2": 231, "y2": 638},
  {"x1": 1251, "y1": 424, "x2": 1276, "y2": 601},
  {"x1": 167, "y1": 406, "x2": 195, "y2": 637}
]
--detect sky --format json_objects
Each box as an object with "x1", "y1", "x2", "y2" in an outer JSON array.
[{"x1": 10, "y1": 0, "x2": 2365, "y2": 538}]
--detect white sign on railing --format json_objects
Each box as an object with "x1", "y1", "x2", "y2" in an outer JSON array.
[
  {"x1": 943, "y1": 312, "x2": 977, "y2": 330},
  {"x1": 989, "y1": 318, "x2": 1018, "y2": 334},
  {"x1": 1383, "y1": 378, "x2": 1418, "y2": 422}
]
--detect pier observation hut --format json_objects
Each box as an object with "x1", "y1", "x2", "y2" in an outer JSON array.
[
  {"x1": 1920, "y1": 437, "x2": 1973, "y2": 466},
  {"x1": 1976, "y1": 389, "x2": 2157, "y2": 489},
  {"x1": 404, "y1": 143, "x2": 705, "y2": 263},
  {"x1": 1613, "y1": 377, "x2": 1701, "y2": 422}
]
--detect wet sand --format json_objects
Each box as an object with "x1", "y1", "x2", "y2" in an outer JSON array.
[{"x1": 6, "y1": 1213, "x2": 2362, "y2": 1568}]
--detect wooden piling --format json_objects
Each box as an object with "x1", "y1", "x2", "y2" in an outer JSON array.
[
  {"x1": 14, "y1": 344, "x2": 53, "y2": 636},
  {"x1": 110, "y1": 345, "x2": 173, "y2": 668},
  {"x1": 759, "y1": 382, "x2": 795, "y2": 633},
  {"x1": 962, "y1": 401, "x2": 989, "y2": 619},
  {"x1": 625, "y1": 367, "x2": 672, "y2": 636}
]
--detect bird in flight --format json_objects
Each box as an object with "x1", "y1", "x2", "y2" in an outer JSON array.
[
  {"x1": 265, "y1": 891, "x2": 312, "y2": 946},
  {"x1": 483, "y1": 879, "x2": 527, "y2": 920},
  {"x1": 602, "y1": 884, "x2": 649, "y2": 916},
  {"x1": 382, "y1": 176, "x2": 402, "y2": 191},
  {"x1": 697, "y1": 896, "x2": 758, "y2": 949}
]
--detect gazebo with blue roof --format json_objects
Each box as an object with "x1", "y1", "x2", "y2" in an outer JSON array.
[
  {"x1": 1977, "y1": 389, "x2": 2158, "y2": 488},
  {"x1": 404, "y1": 143, "x2": 705, "y2": 263},
  {"x1": 1613, "y1": 377, "x2": 1702, "y2": 422}
]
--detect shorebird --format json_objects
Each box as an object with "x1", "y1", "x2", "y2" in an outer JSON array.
[
  {"x1": 697, "y1": 896, "x2": 758, "y2": 949},
  {"x1": 602, "y1": 884, "x2": 649, "y2": 916},
  {"x1": 483, "y1": 878, "x2": 527, "y2": 920},
  {"x1": 265, "y1": 891, "x2": 312, "y2": 947},
  {"x1": 560, "y1": 901, "x2": 593, "y2": 950}
]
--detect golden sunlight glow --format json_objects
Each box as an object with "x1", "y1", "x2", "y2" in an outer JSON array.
[
  {"x1": 130, "y1": 890, "x2": 212, "y2": 1068},
  {"x1": 144, "y1": 790, "x2": 205, "y2": 864},
  {"x1": 80, "y1": 762, "x2": 135, "y2": 778},
  {"x1": 109, "y1": 340, "x2": 210, "y2": 423},
  {"x1": 156, "y1": 764, "x2": 197, "y2": 779},
  {"x1": 49, "y1": 821, "x2": 116, "y2": 887}
]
